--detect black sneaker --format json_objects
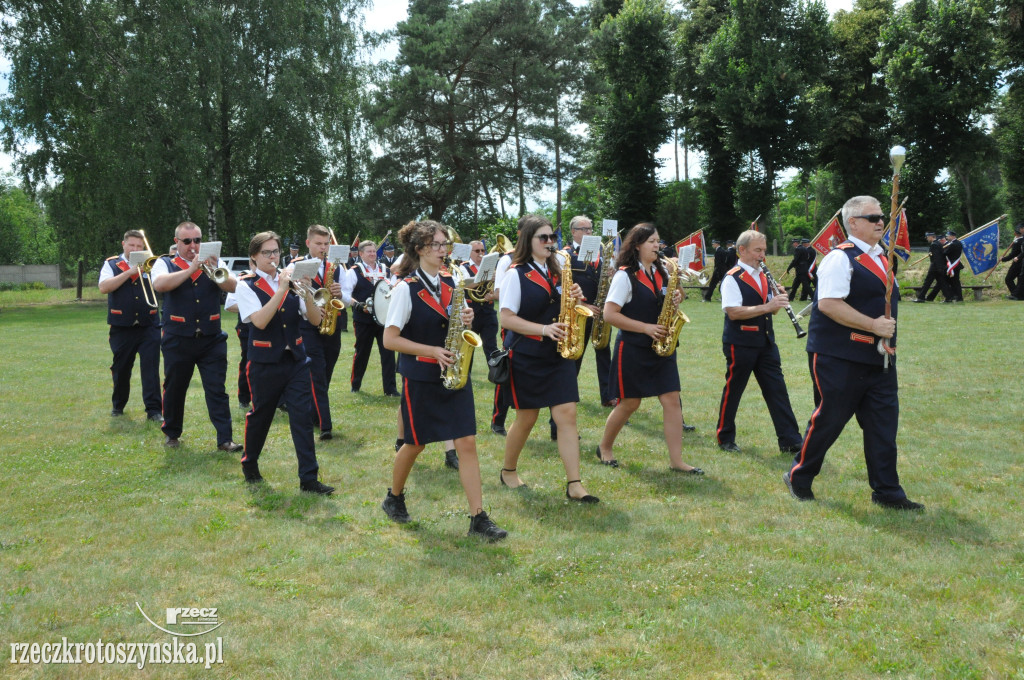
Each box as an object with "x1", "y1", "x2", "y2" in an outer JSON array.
[
  {"x1": 147, "y1": 412, "x2": 164, "y2": 423},
  {"x1": 872, "y1": 494, "x2": 924, "y2": 511},
  {"x1": 381, "y1": 488, "x2": 410, "y2": 523},
  {"x1": 490, "y1": 424, "x2": 507, "y2": 436},
  {"x1": 783, "y1": 472, "x2": 814, "y2": 501},
  {"x1": 300, "y1": 480, "x2": 335, "y2": 496},
  {"x1": 468, "y1": 511, "x2": 508, "y2": 541},
  {"x1": 395, "y1": 438, "x2": 404, "y2": 452},
  {"x1": 111, "y1": 409, "x2": 124, "y2": 417},
  {"x1": 319, "y1": 430, "x2": 333, "y2": 441},
  {"x1": 444, "y1": 449, "x2": 459, "y2": 470}
]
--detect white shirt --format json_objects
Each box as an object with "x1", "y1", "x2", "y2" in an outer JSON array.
[
  {"x1": 816, "y1": 235, "x2": 894, "y2": 300},
  {"x1": 150, "y1": 255, "x2": 229, "y2": 286},
  {"x1": 494, "y1": 253, "x2": 513, "y2": 291},
  {"x1": 721, "y1": 260, "x2": 769, "y2": 310},
  {"x1": 499, "y1": 260, "x2": 553, "y2": 315},
  {"x1": 234, "y1": 269, "x2": 308, "y2": 323},
  {"x1": 342, "y1": 260, "x2": 393, "y2": 306},
  {"x1": 385, "y1": 270, "x2": 468, "y2": 331},
  {"x1": 606, "y1": 267, "x2": 663, "y2": 307},
  {"x1": 98, "y1": 253, "x2": 130, "y2": 285}
]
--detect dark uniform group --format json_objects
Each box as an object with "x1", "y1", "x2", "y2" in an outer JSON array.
[
  {"x1": 913, "y1": 230, "x2": 964, "y2": 302},
  {"x1": 784, "y1": 237, "x2": 815, "y2": 301}
]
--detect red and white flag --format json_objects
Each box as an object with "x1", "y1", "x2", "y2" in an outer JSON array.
[{"x1": 674, "y1": 230, "x2": 707, "y2": 271}]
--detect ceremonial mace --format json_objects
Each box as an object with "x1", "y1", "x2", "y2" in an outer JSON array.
[{"x1": 879, "y1": 145, "x2": 905, "y2": 372}]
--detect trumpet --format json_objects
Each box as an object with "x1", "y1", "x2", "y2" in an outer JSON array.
[
  {"x1": 136, "y1": 230, "x2": 160, "y2": 308},
  {"x1": 201, "y1": 262, "x2": 231, "y2": 284},
  {"x1": 277, "y1": 268, "x2": 332, "y2": 308}
]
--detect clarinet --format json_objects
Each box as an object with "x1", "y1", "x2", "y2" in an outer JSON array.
[{"x1": 759, "y1": 263, "x2": 807, "y2": 339}]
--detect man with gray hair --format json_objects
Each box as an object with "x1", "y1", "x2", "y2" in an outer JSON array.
[{"x1": 785, "y1": 195, "x2": 923, "y2": 510}]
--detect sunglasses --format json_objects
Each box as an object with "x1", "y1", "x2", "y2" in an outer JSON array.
[
  {"x1": 535, "y1": 234, "x2": 557, "y2": 243},
  {"x1": 854, "y1": 214, "x2": 886, "y2": 224},
  {"x1": 178, "y1": 237, "x2": 202, "y2": 245}
]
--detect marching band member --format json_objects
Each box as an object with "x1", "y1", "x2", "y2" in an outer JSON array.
[
  {"x1": 342, "y1": 241, "x2": 399, "y2": 396},
  {"x1": 150, "y1": 221, "x2": 241, "y2": 451},
  {"x1": 497, "y1": 214, "x2": 599, "y2": 504},
  {"x1": 715, "y1": 230, "x2": 803, "y2": 455},
  {"x1": 379, "y1": 220, "x2": 507, "y2": 540},
  {"x1": 296, "y1": 225, "x2": 344, "y2": 440},
  {"x1": 234, "y1": 232, "x2": 334, "y2": 495},
  {"x1": 98, "y1": 229, "x2": 162, "y2": 421},
  {"x1": 462, "y1": 240, "x2": 499, "y2": 361},
  {"x1": 595, "y1": 223, "x2": 703, "y2": 474},
  {"x1": 488, "y1": 226, "x2": 521, "y2": 436}
]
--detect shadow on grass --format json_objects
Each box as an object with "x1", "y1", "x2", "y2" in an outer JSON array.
[
  {"x1": 246, "y1": 483, "x2": 352, "y2": 526},
  {"x1": 629, "y1": 466, "x2": 733, "y2": 500},
  {"x1": 830, "y1": 500, "x2": 994, "y2": 547}
]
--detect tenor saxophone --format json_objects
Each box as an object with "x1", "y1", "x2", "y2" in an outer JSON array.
[
  {"x1": 556, "y1": 250, "x2": 594, "y2": 360},
  {"x1": 441, "y1": 264, "x2": 483, "y2": 390},
  {"x1": 590, "y1": 238, "x2": 616, "y2": 350},
  {"x1": 652, "y1": 257, "x2": 689, "y2": 357},
  {"x1": 317, "y1": 258, "x2": 345, "y2": 336}
]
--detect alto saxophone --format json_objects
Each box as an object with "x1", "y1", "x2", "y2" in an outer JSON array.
[
  {"x1": 441, "y1": 264, "x2": 483, "y2": 390},
  {"x1": 590, "y1": 238, "x2": 617, "y2": 350},
  {"x1": 652, "y1": 257, "x2": 690, "y2": 357},
  {"x1": 317, "y1": 258, "x2": 345, "y2": 335},
  {"x1": 555, "y1": 249, "x2": 594, "y2": 360}
]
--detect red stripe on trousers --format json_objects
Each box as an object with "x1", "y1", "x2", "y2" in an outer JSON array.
[
  {"x1": 791, "y1": 353, "x2": 822, "y2": 475},
  {"x1": 241, "y1": 361, "x2": 253, "y2": 462},
  {"x1": 716, "y1": 344, "x2": 736, "y2": 443}
]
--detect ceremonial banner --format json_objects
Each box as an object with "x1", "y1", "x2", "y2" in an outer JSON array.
[
  {"x1": 958, "y1": 219, "x2": 1002, "y2": 275},
  {"x1": 674, "y1": 229, "x2": 706, "y2": 271},
  {"x1": 809, "y1": 213, "x2": 845, "y2": 257},
  {"x1": 881, "y1": 209, "x2": 911, "y2": 261}
]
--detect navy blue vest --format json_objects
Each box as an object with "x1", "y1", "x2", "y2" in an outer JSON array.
[
  {"x1": 807, "y1": 242, "x2": 899, "y2": 366},
  {"x1": 243, "y1": 275, "x2": 307, "y2": 363},
  {"x1": 159, "y1": 255, "x2": 223, "y2": 337},
  {"x1": 564, "y1": 243, "x2": 601, "y2": 303},
  {"x1": 105, "y1": 256, "x2": 159, "y2": 327},
  {"x1": 503, "y1": 263, "x2": 560, "y2": 358},
  {"x1": 396, "y1": 275, "x2": 455, "y2": 383},
  {"x1": 618, "y1": 266, "x2": 666, "y2": 347},
  {"x1": 350, "y1": 261, "x2": 385, "y2": 326},
  {"x1": 722, "y1": 266, "x2": 775, "y2": 347}
]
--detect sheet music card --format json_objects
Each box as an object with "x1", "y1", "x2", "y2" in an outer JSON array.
[
  {"x1": 474, "y1": 252, "x2": 499, "y2": 284},
  {"x1": 128, "y1": 251, "x2": 151, "y2": 268},
  {"x1": 579, "y1": 235, "x2": 602, "y2": 263},
  {"x1": 677, "y1": 244, "x2": 696, "y2": 269},
  {"x1": 450, "y1": 243, "x2": 471, "y2": 262},
  {"x1": 198, "y1": 241, "x2": 222, "y2": 262},
  {"x1": 290, "y1": 259, "x2": 320, "y2": 282},
  {"x1": 602, "y1": 219, "x2": 618, "y2": 237},
  {"x1": 328, "y1": 245, "x2": 349, "y2": 263}
]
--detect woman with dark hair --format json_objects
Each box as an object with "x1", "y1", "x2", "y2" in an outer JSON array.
[
  {"x1": 233, "y1": 231, "x2": 336, "y2": 494},
  {"x1": 498, "y1": 214, "x2": 599, "y2": 503},
  {"x1": 595, "y1": 223, "x2": 703, "y2": 474},
  {"x1": 380, "y1": 220, "x2": 508, "y2": 541}
]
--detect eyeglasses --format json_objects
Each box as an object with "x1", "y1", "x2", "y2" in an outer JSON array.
[
  {"x1": 471, "y1": 249, "x2": 485, "y2": 254},
  {"x1": 854, "y1": 214, "x2": 886, "y2": 224},
  {"x1": 427, "y1": 241, "x2": 449, "y2": 250},
  {"x1": 535, "y1": 234, "x2": 557, "y2": 243},
  {"x1": 259, "y1": 249, "x2": 280, "y2": 257},
  {"x1": 572, "y1": 226, "x2": 593, "y2": 233},
  {"x1": 177, "y1": 237, "x2": 202, "y2": 245}
]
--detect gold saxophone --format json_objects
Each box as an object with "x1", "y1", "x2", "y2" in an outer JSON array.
[
  {"x1": 317, "y1": 258, "x2": 346, "y2": 336},
  {"x1": 441, "y1": 264, "x2": 483, "y2": 390},
  {"x1": 652, "y1": 257, "x2": 689, "y2": 357},
  {"x1": 556, "y1": 249, "x2": 594, "y2": 360},
  {"x1": 590, "y1": 237, "x2": 616, "y2": 350}
]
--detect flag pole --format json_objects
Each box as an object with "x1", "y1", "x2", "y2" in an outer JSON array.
[{"x1": 880, "y1": 146, "x2": 906, "y2": 372}]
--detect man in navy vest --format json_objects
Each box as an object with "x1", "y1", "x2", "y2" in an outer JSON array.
[
  {"x1": 463, "y1": 240, "x2": 499, "y2": 360},
  {"x1": 342, "y1": 240, "x2": 399, "y2": 396},
  {"x1": 98, "y1": 229, "x2": 163, "y2": 421},
  {"x1": 785, "y1": 196, "x2": 923, "y2": 510},
  {"x1": 715, "y1": 230, "x2": 803, "y2": 455},
  {"x1": 151, "y1": 221, "x2": 241, "y2": 451}
]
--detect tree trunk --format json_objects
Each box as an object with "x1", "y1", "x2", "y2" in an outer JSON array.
[
  {"x1": 514, "y1": 114, "x2": 525, "y2": 217},
  {"x1": 952, "y1": 163, "x2": 975, "y2": 230},
  {"x1": 554, "y1": 101, "x2": 562, "y2": 231},
  {"x1": 219, "y1": 84, "x2": 235, "y2": 249}
]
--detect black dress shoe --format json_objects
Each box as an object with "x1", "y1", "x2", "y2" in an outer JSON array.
[
  {"x1": 238, "y1": 401, "x2": 251, "y2": 410},
  {"x1": 783, "y1": 472, "x2": 815, "y2": 501},
  {"x1": 384, "y1": 390, "x2": 401, "y2": 397},
  {"x1": 241, "y1": 462, "x2": 263, "y2": 484},
  {"x1": 111, "y1": 409, "x2": 124, "y2": 417},
  {"x1": 682, "y1": 424, "x2": 696, "y2": 432},
  {"x1": 468, "y1": 511, "x2": 508, "y2": 541},
  {"x1": 872, "y1": 494, "x2": 924, "y2": 511},
  {"x1": 671, "y1": 466, "x2": 704, "y2": 475},
  {"x1": 218, "y1": 441, "x2": 243, "y2": 452},
  {"x1": 780, "y1": 444, "x2": 802, "y2": 454},
  {"x1": 490, "y1": 424, "x2": 507, "y2": 436},
  {"x1": 319, "y1": 430, "x2": 333, "y2": 441},
  {"x1": 147, "y1": 412, "x2": 164, "y2": 423},
  {"x1": 718, "y1": 442, "x2": 741, "y2": 453},
  {"x1": 595, "y1": 445, "x2": 619, "y2": 468},
  {"x1": 300, "y1": 480, "x2": 335, "y2": 496},
  {"x1": 395, "y1": 438, "x2": 404, "y2": 452},
  {"x1": 565, "y1": 480, "x2": 599, "y2": 504},
  {"x1": 381, "y1": 488, "x2": 410, "y2": 522},
  {"x1": 444, "y1": 448, "x2": 459, "y2": 470},
  {"x1": 912, "y1": 298, "x2": 927, "y2": 303},
  {"x1": 164, "y1": 436, "x2": 180, "y2": 448}
]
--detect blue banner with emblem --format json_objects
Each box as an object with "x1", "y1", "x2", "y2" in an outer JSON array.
[{"x1": 959, "y1": 221, "x2": 1001, "y2": 275}]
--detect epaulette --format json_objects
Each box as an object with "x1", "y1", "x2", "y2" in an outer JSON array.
[
  {"x1": 106, "y1": 255, "x2": 119, "y2": 261},
  {"x1": 618, "y1": 265, "x2": 629, "y2": 271},
  {"x1": 238, "y1": 271, "x2": 257, "y2": 280},
  {"x1": 403, "y1": 276, "x2": 419, "y2": 284},
  {"x1": 836, "y1": 242, "x2": 855, "y2": 250},
  {"x1": 726, "y1": 266, "x2": 741, "y2": 275}
]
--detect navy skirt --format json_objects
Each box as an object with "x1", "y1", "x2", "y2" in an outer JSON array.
[
  {"x1": 507, "y1": 349, "x2": 579, "y2": 409},
  {"x1": 399, "y1": 377, "x2": 476, "y2": 446},
  {"x1": 609, "y1": 334, "x2": 680, "y2": 399}
]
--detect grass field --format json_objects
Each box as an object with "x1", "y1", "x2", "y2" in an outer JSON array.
[{"x1": 1, "y1": 269, "x2": 1022, "y2": 679}]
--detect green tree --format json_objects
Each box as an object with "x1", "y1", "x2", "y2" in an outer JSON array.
[
  {"x1": 592, "y1": 0, "x2": 673, "y2": 226},
  {"x1": 995, "y1": 0, "x2": 1024, "y2": 223},
  {"x1": 0, "y1": 177, "x2": 56, "y2": 265},
  {"x1": 655, "y1": 179, "x2": 706, "y2": 243}
]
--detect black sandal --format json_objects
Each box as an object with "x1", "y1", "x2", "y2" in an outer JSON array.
[
  {"x1": 500, "y1": 468, "x2": 528, "y2": 489},
  {"x1": 566, "y1": 480, "x2": 599, "y2": 504},
  {"x1": 595, "y1": 445, "x2": 619, "y2": 468}
]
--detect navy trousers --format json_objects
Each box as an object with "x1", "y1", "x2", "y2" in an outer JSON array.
[
  {"x1": 716, "y1": 341, "x2": 802, "y2": 448},
  {"x1": 109, "y1": 325, "x2": 162, "y2": 415},
  {"x1": 302, "y1": 328, "x2": 341, "y2": 431},
  {"x1": 160, "y1": 332, "x2": 233, "y2": 444},
  {"x1": 350, "y1": 321, "x2": 396, "y2": 393},
  {"x1": 789, "y1": 353, "x2": 905, "y2": 501}
]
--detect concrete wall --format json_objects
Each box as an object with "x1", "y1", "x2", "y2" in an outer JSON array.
[{"x1": 0, "y1": 264, "x2": 61, "y2": 289}]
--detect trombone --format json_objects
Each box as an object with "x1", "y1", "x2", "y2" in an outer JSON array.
[{"x1": 136, "y1": 230, "x2": 160, "y2": 308}]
